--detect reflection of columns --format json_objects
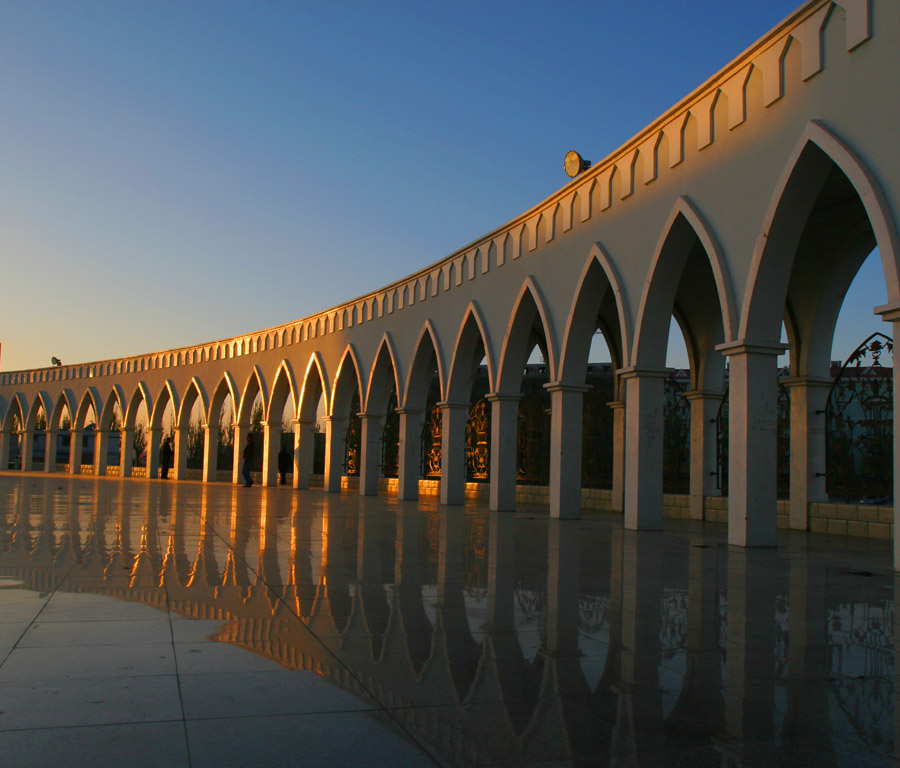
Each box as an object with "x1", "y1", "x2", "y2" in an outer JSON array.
[
  {"x1": 95, "y1": 429, "x2": 110, "y2": 475},
  {"x1": 44, "y1": 428, "x2": 58, "y2": 473},
  {"x1": 358, "y1": 413, "x2": 384, "y2": 496},
  {"x1": 121, "y1": 427, "x2": 134, "y2": 477},
  {"x1": 545, "y1": 520, "x2": 580, "y2": 654},
  {"x1": 488, "y1": 394, "x2": 519, "y2": 512},
  {"x1": 783, "y1": 376, "x2": 830, "y2": 530},
  {"x1": 231, "y1": 423, "x2": 243, "y2": 484},
  {"x1": 323, "y1": 416, "x2": 348, "y2": 493},
  {"x1": 621, "y1": 368, "x2": 666, "y2": 530},
  {"x1": 717, "y1": 341, "x2": 785, "y2": 547},
  {"x1": 546, "y1": 383, "x2": 589, "y2": 519},
  {"x1": 486, "y1": 510, "x2": 515, "y2": 630},
  {"x1": 201, "y1": 424, "x2": 218, "y2": 482},
  {"x1": 439, "y1": 401, "x2": 468, "y2": 506},
  {"x1": 294, "y1": 418, "x2": 316, "y2": 489},
  {"x1": 21, "y1": 429, "x2": 33, "y2": 471},
  {"x1": 69, "y1": 428, "x2": 83, "y2": 474},
  {"x1": 396, "y1": 408, "x2": 423, "y2": 500},
  {"x1": 608, "y1": 400, "x2": 626, "y2": 513},
  {"x1": 261, "y1": 420, "x2": 280, "y2": 487},
  {"x1": 146, "y1": 427, "x2": 161, "y2": 479},
  {"x1": 724, "y1": 549, "x2": 775, "y2": 742},
  {"x1": 0, "y1": 430, "x2": 10, "y2": 471},
  {"x1": 684, "y1": 391, "x2": 723, "y2": 520},
  {"x1": 173, "y1": 426, "x2": 188, "y2": 480}
]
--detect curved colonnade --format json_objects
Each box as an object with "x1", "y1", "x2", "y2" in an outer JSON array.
[{"x1": 2, "y1": 0, "x2": 900, "y2": 561}]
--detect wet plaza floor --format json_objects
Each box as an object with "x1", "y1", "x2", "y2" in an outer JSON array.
[{"x1": 0, "y1": 473, "x2": 898, "y2": 767}]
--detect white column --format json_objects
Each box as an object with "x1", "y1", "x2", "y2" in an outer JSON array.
[
  {"x1": 875, "y1": 306, "x2": 900, "y2": 569},
  {"x1": 201, "y1": 425, "x2": 217, "y2": 482},
  {"x1": 323, "y1": 416, "x2": 347, "y2": 493},
  {"x1": 439, "y1": 402, "x2": 468, "y2": 506},
  {"x1": 231, "y1": 424, "x2": 243, "y2": 485},
  {"x1": 717, "y1": 341, "x2": 786, "y2": 547},
  {"x1": 396, "y1": 408, "x2": 423, "y2": 500},
  {"x1": 684, "y1": 391, "x2": 723, "y2": 520},
  {"x1": 546, "y1": 383, "x2": 589, "y2": 519},
  {"x1": 358, "y1": 413, "x2": 384, "y2": 496},
  {"x1": 95, "y1": 429, "x2": 110, "y2": 476},
  {"x1": 173, "y1": 426, "x2": 188, "y2": 480},
  {"x1": 21, "y1": 430, "x2": 33, "y2": 471},
  {"x1": 44, "y1": 429, "x2": 58, "y2": 473},
  {"x1": 0, "y1": 431, "x2": 9, "y2": 471},
  {"x1": 608, "y1": 400, "x2": 626, "y2": 512},
  {"x1": 261, "y1": 421, "x2": 280, "y2": 487},
  {"x1": 147, "y1": 427, "x2": 161, "y2": 479},
  {"x1": 620, "y1": 368, "x2": 667, "y2": 530},
  {"x1": 783, "y1": 376, "x2": 831, "y2": 530},
  {"x1": 69, "y1": 428, "x2": 83, "y2": 474},
  {"x1": 121, "y1": 427, "x2": 134, "y2": 477},
  {"x1": 294, "y1": 418, "x2": 316, "y2": 489},
  {"x1": 488, "y1": 394, "x2": 519, "y2": 512}
]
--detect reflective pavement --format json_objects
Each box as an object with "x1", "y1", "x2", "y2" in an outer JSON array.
[{"x1": 1, "y1": 473, "x2": 898, "y2": 767}]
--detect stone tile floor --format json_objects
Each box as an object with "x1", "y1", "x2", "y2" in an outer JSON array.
[{"x1": 0, "y1": 472, "x2": 898, "y2": 767}]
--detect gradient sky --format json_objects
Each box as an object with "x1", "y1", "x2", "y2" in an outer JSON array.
[{"x1": 0, "y1": 1, "x2": 887, "y2": 373}]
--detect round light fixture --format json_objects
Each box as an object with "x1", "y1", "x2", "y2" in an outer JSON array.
[{"x1": 564, "y1": 150, "x2": 591, "y2": 178}]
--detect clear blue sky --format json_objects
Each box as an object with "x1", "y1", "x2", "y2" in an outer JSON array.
[{"x1": 0, "y1": 0, "x2": 886, "y2": 372}]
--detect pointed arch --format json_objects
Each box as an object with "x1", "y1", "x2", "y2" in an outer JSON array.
[
  {"x1": 558, "y1": 243, "x2": 632, "y2": 384},
  {"x1": 2, "y1": 393, "x2": 26, "y2": 431},
  {"x1": 236, "y1": 366, "x2": 268, "y2": 426},
  {"x1": 268, "y1": 359, "x2": 298, "y2": 423},
  {"x1": 299, "y1": 353, "x2": 329, "y2": 421},
  {"x1": 402, "y1": 320, "x2": 445, "y2": 409},
  {"x1": 75, "y1": 388, "x2": 103, "y2": 430},
  {"x1": 447, "y1": 300, "x2": 495, "y2": 402},
  {"x1": 364, "y1": 333, "x2": 401, "y2": 415},
  {"x1": 208, "y1": 372, "x2": 238, "y2": 427},
  {"x1": 741, "y1": 119, "x2": 900, "y2": 341},
  {"x1": 331, "y1": 344, "x2": 363, "y2": 418},
  {"x1": 495, "y1": 276, "x2": 558, "y2": 395},
  {"x1": 150, "y1": 380, "x2": 179, "y2": 429},
  {"x1": 124, "y1": 383, "x2": 152, "y2": 430},
  {"x1": 632, "y1": 196, "x2": 735, "y2": 368},
  {"x1": 177, "y1": 377, "x2": 210, "y2": 428},
  {"x1": 25, "y1": 391, "x2": 53, "y2": 430},
  {"x1": 49, "y1": 389, "x2": 77, "y2": 430}
]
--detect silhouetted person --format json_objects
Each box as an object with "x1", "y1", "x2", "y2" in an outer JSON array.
[
  {"x1": 242, "y1": 433, "x2": 255, "y2": 487},
  {"x1": 160, "y1": 437, "x2": 173, "y2": 479},
  {"x1": 278, "y1": 445, "x2": 291, "y2": 485}
]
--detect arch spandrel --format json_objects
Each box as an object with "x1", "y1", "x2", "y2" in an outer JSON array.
[
  {"x1": 267, "y1": 360, "x2": 298, "y2": 424},
  {"x1": 49, "y1": 389, "x2": 77, "y2": 429},
  {"x1": 1, "y1": 394, "x2": 26, "y2": 431},
  {"x1": 25, "y1": 391, "x2": 53, "y2": 430},
  {"x1": 299, "y1": 353, "x2": 329, "y2": 421},
  {"x1": 177, "y1": 377, "x2": 210, "y2": 428},
  {"x1": 330, "y1": 345, "x2": 363, "y2": 418},
  {"x1": 124, "y1": 383, "x2": 153, "y2": 430},
  {"x1": 236, "y1": 366, "x2": 268, "y2": 426},
  {"x1": 150, "y1": 381, "x2": 179, "y2": 429},
  {"x1": 208, "y1": 373, "x2": 238, "y2": 427}
]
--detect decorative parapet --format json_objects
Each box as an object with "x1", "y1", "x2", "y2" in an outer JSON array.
[{"x1": 0, "y1": 0, "x2": 871, "y2": 386}]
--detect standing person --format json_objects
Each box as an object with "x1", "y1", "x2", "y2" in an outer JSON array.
[
  {"x1": 160, "y1": 436, "x2": 173, "y2": 479},
  {"x1": 278, "y1": 445, "x2": 291, "y2": 486},
  {"x1": 242, "y1": 433, "x2": 255, "y2": 487}
]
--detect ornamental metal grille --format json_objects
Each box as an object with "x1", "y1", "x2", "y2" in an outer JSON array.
[
  {"x1": 663, "y1": 376, "x2": 690, "y2": 494},
  {"x1": 343, "y1": 393, "x2": 361, "y2": 476},
  {"x1": 420, "y1": 404, "x2": 442, "y2": 478},
  {"x1": 581, "y1": 372, "x2": 614, "y2": 489},
  {"x1": 825, "y1": 332, "x2": 893, "y2": 503},
  {"x1": 465, "y1": 399, "x2": 490, "y2": 481},
  {"x1": 380, "y1": 391, "x2": 399, "y2": 478}
]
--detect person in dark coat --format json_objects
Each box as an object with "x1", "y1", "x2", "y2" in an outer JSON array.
[
  {"x1": 160, "y1": 437, "x2": 173, "y2": 479},
  {"x1": 242, "y1": 433, "x2": 255, "y2": 487},
  {"x1": 278, "y1": 445, "x2": 291, "y2": 485}
]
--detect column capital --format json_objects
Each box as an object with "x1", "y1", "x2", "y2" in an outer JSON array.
[
  {"x1": 606, "y1": 399, "x2": 626, "y2": 411},
  {"x1": 259, "y1": 421, "x2": 281, "y2": 429},
  {"x1": 874, "y1": 301, "x2": 900, "y2": 322},
  {"x1": 780, "y1": 375, "x2": 833, "y2": 390},
  {"x1": 395, "y1": 407, "x2": 423, "y2": 416},
  {"x1": 485, "y1": 392, "x2": 521, "y2": 403},
  {"x1": 437, "y1": 400, "x2": 470, "y2": 410},
  {"x1": 715, "y1": 339, "x2": 789, "y2": 356},
  {"x1": 616, "y1": 366, "x2": 669, "y2": 380},
  {"x1": 683, "y1": 389, "x2": 725, "y2": 402},
  {"x1": 543, "y1": 381, "x2": 592, "y2": 394}
]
